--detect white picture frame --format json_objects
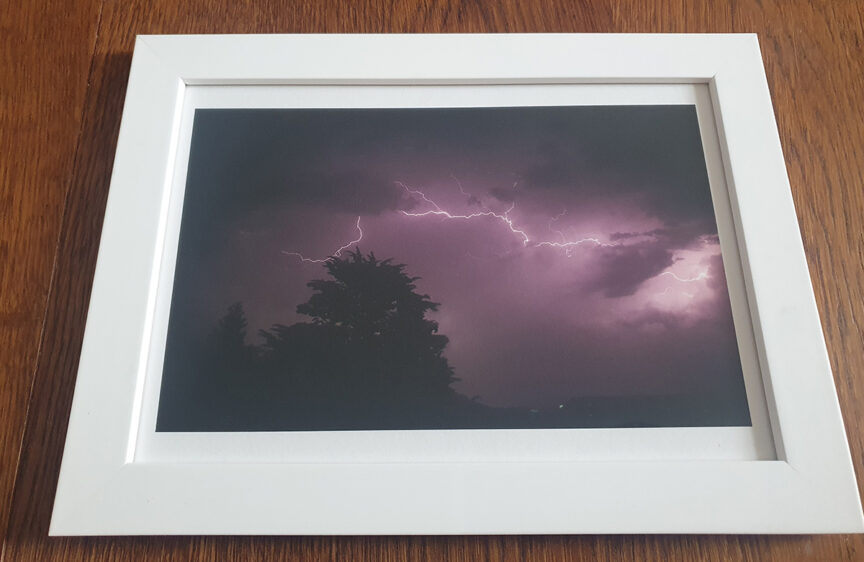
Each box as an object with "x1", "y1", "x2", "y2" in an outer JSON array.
[{"x1": 50, "y1": 33, "x2": 863, "y2": 535}]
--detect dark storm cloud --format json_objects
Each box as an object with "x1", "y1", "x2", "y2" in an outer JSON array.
[
  {"x1": 186, "y1": 105, "x2": 714, "y2": 230},
  {"x1": 162, "y1": 105, "x2": 748, "y2": 416},
  {"x1": 182, "y1": 109, "x2": 426, "y2": 248},
  {"x1": 489, "y1": 187, "x2": 517, "y2": 203},
  {"x1": 587, "y1": 223, "x2": 713, "y2": 297},
  {"x1": 178, "y1": 105, "x2": 721, "y2": 310},
  {"x1": 519, "y1": 105, "x2": 714, "y2": 227},
  {"x1": 586, "y1": 243, "x2": 676, "y2": 297},
  {"x1": 290, "y1": 169, "x2": 408, "y2": 215},
  {"x1": 610, "y1": 228, "x2": 666, "y2": 241}
]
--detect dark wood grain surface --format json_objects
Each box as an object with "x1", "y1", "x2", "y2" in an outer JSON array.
[
  {"x1": 0, "y1": 0, "x2": 101, "y2": 550},
  {"x1": 2, "y1": 1, "x2": 863, "y2": 559}
]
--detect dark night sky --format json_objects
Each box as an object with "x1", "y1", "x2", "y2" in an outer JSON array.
[{"x1": 162, "y1": 106, "x2": 748, "y2": 410}]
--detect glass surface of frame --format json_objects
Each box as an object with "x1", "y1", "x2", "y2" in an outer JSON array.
[{"x1": 133, "y1": 83, "x2": 776, "y2": 464}]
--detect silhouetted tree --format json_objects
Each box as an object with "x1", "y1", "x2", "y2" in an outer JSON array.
[
  {"x1": 208, "y1": 302, "x2": 255, "y2": 370},
  {"x1": 194, "y1": 303, "x2": 261, "y2": 428},
  {"x1": 298, "y1": 250, "x2": 437, "y2": 334},
  {"x1": 260, "y1": 248, "x2": 457, "y2": 428}
]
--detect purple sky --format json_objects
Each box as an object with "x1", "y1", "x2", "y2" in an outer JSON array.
[{"x1": 164, "y1": 106, "x2": 747, "y2": 410}]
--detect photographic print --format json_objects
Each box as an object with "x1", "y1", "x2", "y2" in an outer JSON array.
[{"x1": 156, "y1": 105, "x2": 752, "y2": 432}]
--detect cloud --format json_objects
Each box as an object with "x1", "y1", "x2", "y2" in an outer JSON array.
[
  {"x1": 576, "y1": 222, "x2": 716, "y2": 299},
  {"x1": 518, "y1": 105, "x2": 715, "y2": 227},
  {"x1": 610, "y1": 228, "x2": 666, "y2": 241},
  {"x1": 286, "y1": 170, "x2": 409, "y2": 215},
  {"x1": 169, "y1": 106, "x2": 746, "y2": 412},
  {"x1": 586, "y1": 243, "x2": 677, "y2": 297},
  {"x1": 489, "y1": 187, "x2": 516, "y2": 203}
]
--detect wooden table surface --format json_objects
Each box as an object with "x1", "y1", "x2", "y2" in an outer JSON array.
[{"x1": 2, "y1": 1, "x2": 863, "y2": 559}]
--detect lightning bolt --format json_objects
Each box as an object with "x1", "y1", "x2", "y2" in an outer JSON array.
[
  {"x1": 283, "y1": 180, "x2": 619, "y2": 266},
  {"x1": 398, "y1": 181, "x2": 614, "y2": 252},
  {"x1": 452, "y1": 175, "x2": 472, "y2": 198},
  {"x1": 283, "y1": 216, "x2": 363, "y2": 263},
  {"x1": 398, "y1": 181, "x2": 531, "y2": 245},
  {"x1": 548, "y1": 208, "x2": 568, "y2": 242},
  {"x1": 659, "y1": 270, "x2": 709, "y2": 282},
  {"x1": 533, "y1": 238, "x2": 617, "y2": 257}
]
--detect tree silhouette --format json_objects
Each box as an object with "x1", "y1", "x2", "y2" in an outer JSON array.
[
  {"x1": 208, "y1": 302, "x2": 255, "y2": 370},
  {"x1": 260, "y1": 248, "x2": 457, "y2": 428},
  {"x1": 299, "y1": 249, "x2": 440, "y2": 337},
  {"x1": 178, "y1": 302, "x2": 262, "y2": 430}
]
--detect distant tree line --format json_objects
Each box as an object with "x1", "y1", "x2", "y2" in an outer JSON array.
[{"x1": 190, "y1": 249, "x2": 474, "y2": 430}]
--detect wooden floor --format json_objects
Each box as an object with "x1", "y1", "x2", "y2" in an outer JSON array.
[{"x1": 2, "y1": 1, "x2": 863, "y2": 559}]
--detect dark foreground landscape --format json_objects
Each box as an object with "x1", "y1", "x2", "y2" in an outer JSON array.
[{"x1": 157, "y1": 250, "x2": 750, "y2": 431}]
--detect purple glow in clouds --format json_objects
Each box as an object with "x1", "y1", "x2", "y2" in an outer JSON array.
[
  {"x1": 157, "y1": 105, "x2": 752, "y2": 429},
  {"x1": 279, "y1": 174, "x2": 733, "y2": 408}
]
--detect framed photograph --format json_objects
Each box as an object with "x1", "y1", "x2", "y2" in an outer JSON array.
[{"x1": 51, "y1": 33, "x2": 863, "y2": 535}]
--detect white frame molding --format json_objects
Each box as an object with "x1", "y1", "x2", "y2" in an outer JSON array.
[{"x1": 51, "y1": 34, "x2": 863, "y2": 535}]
